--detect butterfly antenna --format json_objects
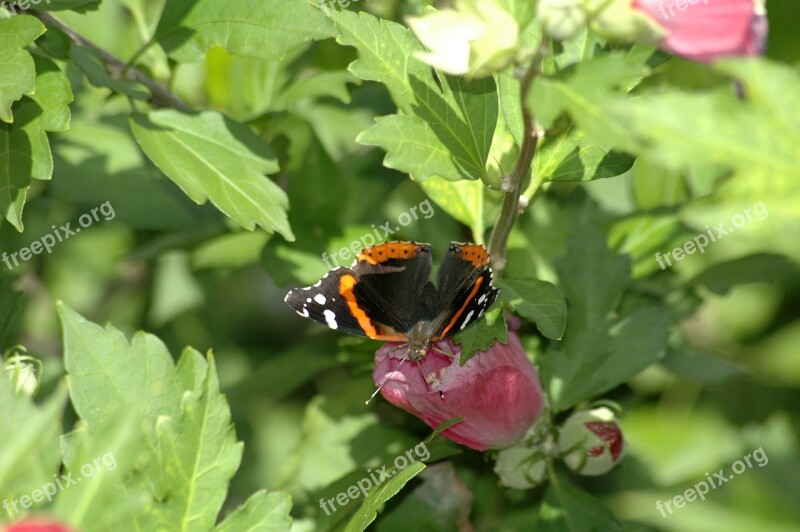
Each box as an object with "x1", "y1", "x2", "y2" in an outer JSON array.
[{"x1": 366, "y1": 349, "x2": 411, "y2": 405}]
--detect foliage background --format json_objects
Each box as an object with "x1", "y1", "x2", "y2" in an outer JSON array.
[{"x1": 1, "y1": 0, "x2": 800, "y2": 531}]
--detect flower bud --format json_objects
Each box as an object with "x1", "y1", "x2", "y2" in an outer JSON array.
[
  {"x1": 494, "y1": 421, "x2": 553, "y2": 489},
  {"x1": 557, "y1": 406, "x2": 626, "y2": 476},
  {"x1": 585, "y1": 0, "x2": 665, "y2": 42},
  {"x1": 408, "y1": 0, "x2": 519, "y2": 78},
  {"x1": 3, "y1": 354, "x2": 40, "y2": 398},
  {"x1": 632, "y1": 0, "x2": 767, "y2": 63},
  {"x1": 373, "y1": 329, "x2": 545, "y2": 451},
  {"x1": 537, "y1": 0, "x2": 587, "y2": 41}
]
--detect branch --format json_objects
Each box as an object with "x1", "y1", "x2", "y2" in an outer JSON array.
[
  {"x1": 487, "y1": 46, "x2": 546, "y2": 274},
  {"x1": 32, "y1": 11, "x2": 192, "y2": 113}
]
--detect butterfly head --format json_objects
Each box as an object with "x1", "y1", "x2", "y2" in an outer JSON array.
[{"x1": 406, "y1": 320, "x2": 438, "y2": 362}]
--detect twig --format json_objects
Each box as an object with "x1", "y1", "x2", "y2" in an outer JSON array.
[
  {"x1": 32, "y1": 11, "x2": 191, "y2": 112},
  {"x1": 487, "y1": 42, "x2": 547, "y2": 274}
]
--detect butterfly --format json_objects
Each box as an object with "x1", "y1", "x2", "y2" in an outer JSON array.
[{"x1": 284, "y1": 241, "x2": 500, "y2": 366}]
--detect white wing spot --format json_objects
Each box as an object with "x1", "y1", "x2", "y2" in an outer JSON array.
[
  {"x1": 324, "y1": 309, "x2": 338, "y2": 330},
  {"x1": 306, "y1": 298, "x2": 312, "y2": 303},
  {"x1": 296, "y1": 307, "x2": 309, "y2": 318},
  {"x1": 314, "y1": 294, "x2": 327, "y2": 305},
  {"x1": 478, "y1": 294, "x2": 486, "y2": 305},
  {"x1": 460, "y1": 310, "x2": 475, "y2": 330}
]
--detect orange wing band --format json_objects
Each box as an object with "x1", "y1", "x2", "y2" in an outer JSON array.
[
  {"x1": 338, "y1": 273, "x2": 405, "y2": 341},
  {"x1": 358, "y1": 242, "x2": 430, "y2": 265},
  {"x1": 438, "y1": 276, "x2": 484, "y2": 339}
]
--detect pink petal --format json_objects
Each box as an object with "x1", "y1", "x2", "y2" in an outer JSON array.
[
  {"x1": 634, "y1": 0, "x2": 762, "y2": 63},
  {"x1": 410, "y1": 365, "x2": 544, "y2": 450},
  {"x1": 373, "y1": 332, "x2": 545, "y2": 450}
]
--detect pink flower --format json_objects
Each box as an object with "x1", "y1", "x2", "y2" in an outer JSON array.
[
  {"x1": 372, "y1": 327, "x2": 545, "y2": 451},
  {"x1": 633, "y1": 0, "x2": 767, "y2": 63},
  {"x1": 3, "y1": 520, "x2": 74, "y2": 532}
]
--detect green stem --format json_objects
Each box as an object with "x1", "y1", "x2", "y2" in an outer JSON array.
[
  {"x1": 123, "y1": 38, "x2": 156, "y2": 76},
  {"x1": 32, "y1": 11, "x2": 191, "y2": 112},
  {"x1": 487, "y1": 43, "x2": 547, "y2": 274}
]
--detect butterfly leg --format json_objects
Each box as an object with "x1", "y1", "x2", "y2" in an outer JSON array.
[
  {"x1": 432, "y1": 345, "x2": 457, "y2": 359},
  {"x1": 416, "y1": 359, "x2": 445, "y2": 400}
]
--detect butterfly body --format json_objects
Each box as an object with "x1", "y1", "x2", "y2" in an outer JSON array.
[{"x1": 284, "y1": 241, "x2": 500, "y2": 360}]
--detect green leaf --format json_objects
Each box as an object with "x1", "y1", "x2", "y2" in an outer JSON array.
[
  {"x1": 686, "y1": 253, "x2": 800, "y2": 295},
  {"x1": 529, "y1": 53, "x2": 648, "y2": 140},
  {"x1": 35, "y1": 0, "x2": 103, "y2": 11},
  {"x1": 496, "y1": 278, "x2": 567, "y2": 340},
  {"x1": 497, "y1": 70, "x2": 523, "y2": 145},
  {"x1": 345, "y1": 461, "x2": 426, "y2": 532},
  {"x1": 594, "y1": 306, "x2": 670, "y2": 391},
  {"x1": 71, "y1": 46, "x2": 151, "y2": 100},
  {"x1": 334, "y1": 10, "x2": 498, "y2": 181},
  {"x1": 0, "y1": 15, "x2": 45, "y2": 123},
  {"x1": 603, "y1": 61, "x2": 800, "y2": 258},
  {"x1": 502, "y1": 56, "x2": 634, "y2": 183},
  {"x1": 58, "y1": 301, "x2": 181, "y2": 431},
  {"x1": 29, "y1": 56, "x2": 73, "y2": 132},
  {"x1": 0, "y1": 18, "x2": 50, "y2": 227},
  {"x1": 215, "y1": 490, "x2": 292, "y2": 532},
  {"x1": 453, "y1": 305, "x2": 508, "y2": 363},
  {"x1": 0, "y1": 379, "x2": 66, "y2": 501},
  {"x1": 558, "y1": 223, "x2": 630, "y2": 348},
  {"x1": 149, "y1": 251, "x2": 205, "y2": 326},
  {"x1": 130, "y1": 110, "x2": 293, "y2": 240},
  {"x1": 278, "y1": 70, "x2": 359, "y2": 108},
  {"x1": 534, "y1": 126, "x2": 634, "y2": 182},
  {"x1": 497, "y1": 0, "x2": 535, "y2": 29},
  {"x1": 538, "y1": 471, "x2": 622, "y2": 531},
  {"x1": 424, "y1": 417, "x2": 465, "y2": 444},
  {"x1": 0, "y1": 275, "x2": 23, "y2": 346},
  {"x1": 419, "y1": 176, "x2": 485, "y2": 241},
  {"x1": 607, "y1": 59, "x2": 800, "y2": 187},
  {"x1": 631, "y1": 155, "x2": 689, "y2": 209},
  {"x1": 544, "y1": 215, "x2": 634, "y2": 412},
  {"x1": 54, "y1": 415, "x2": 150, "y2": 532},
  {"x1": 0, "y1": 56, "x2": 72, "y2": 230},
  {"x1": 155, "y1": 0, "x2": 335, "y2": 62},
  {"x1": 661, "y1": 345, "x2": 747, "y2": 384},
  {"x1": 607, "y1": 212, "x2": 691, "y2": 280},
  {"x1": 153, "y1": 351, "x2": 244, "y2": 530},
  {"x1": 51, "y1": 113, "x2": 210, "y2": 231},
  {"x1": 58, "y1": 304, "x2": 255, "y2": 530},
  {"x1": 548, "y1": 224, "x2": 671, "y2": 408},
  {"x1": 192, "y1": 231, "x2": 270, "y2": 270}
]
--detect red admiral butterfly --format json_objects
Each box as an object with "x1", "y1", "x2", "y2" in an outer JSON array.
[{"x1": 284, "y1": 241, "x2": 500, "y2": 364}]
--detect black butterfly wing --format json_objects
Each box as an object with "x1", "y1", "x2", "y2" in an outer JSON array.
[
  {"x1": 284, "y1": 241, "x2": 435, "y2": 339},
  {"x1": 431, "y1": 242, "x2": 500, "y2": 340}
]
